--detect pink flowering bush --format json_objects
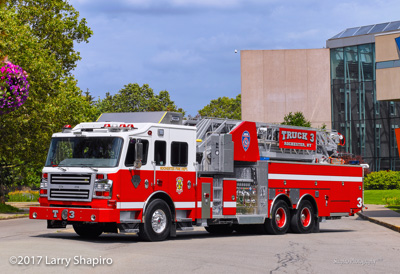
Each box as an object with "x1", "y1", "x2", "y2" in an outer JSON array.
[{"x1": 0, "y1": 61, "x2": 29, "y2": 114}]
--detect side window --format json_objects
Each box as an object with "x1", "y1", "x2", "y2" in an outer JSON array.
[
  {"x1": 154, "y1": 141, "x2": 166, "y2": 166},
  {"x1": 171, "y1": 142, "x2": 188, "y2": 167},
  {"x1": 125, "y1": 139, "x2": 149, "y2": 166}
]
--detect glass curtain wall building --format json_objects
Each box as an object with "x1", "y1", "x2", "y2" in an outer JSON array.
[{"x1": 329, "y1": 29, "x2": 400, "y2": 171}]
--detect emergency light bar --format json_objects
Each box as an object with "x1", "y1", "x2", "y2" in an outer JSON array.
[
  {"x1": 62, "y1": 125, "x2": 72, "y2": 133},
  {"x1": 103, "y1": 123, "x2": 136, "y2": 128},
  {"x1": 102, "y1": 123, "x2": 137, "y2": 132}
]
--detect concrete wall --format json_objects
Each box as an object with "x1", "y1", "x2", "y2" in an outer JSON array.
[
  {"x1": 375, "y1": 32, "x2": 400, "y2": 62},
  {"x1": 241, "y1": 49, "x2": 331, "y2": 128},
  {"x1": 375, "y1": 32, "x2": 400, "y2": 101}
]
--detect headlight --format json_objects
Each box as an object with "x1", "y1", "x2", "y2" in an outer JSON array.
[{"x1": 93, "y1": 178, "x2": 113, "y2": 198}]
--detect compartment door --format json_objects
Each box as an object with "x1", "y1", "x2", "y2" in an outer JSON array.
[{"x1": 223, "y1": 180, "x2": 237, "y2": 215}]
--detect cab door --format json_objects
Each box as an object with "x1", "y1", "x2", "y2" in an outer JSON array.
[
  {"x1": 153, "y1": 139, "x2": 168, "y2": 192},
  {"x1": 118, "y1": 138, "x2": 152, "y2": 209},
  {"x1": 167, "y1": 129, "x2": 197, "y2": 220}
]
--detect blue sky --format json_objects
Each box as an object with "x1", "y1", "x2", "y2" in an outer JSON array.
[{"x1": 72, "y1": 0, "x2": 400, "y2": 116}]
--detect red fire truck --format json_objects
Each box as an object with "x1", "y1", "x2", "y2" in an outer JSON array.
[{"x1": 30, "y1": 112, "x2": 365, "y2": 241}]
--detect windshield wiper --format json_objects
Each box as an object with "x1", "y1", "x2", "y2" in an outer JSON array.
[{"x1": 73, "y1": 163, "x2": 99, "y2": 172}]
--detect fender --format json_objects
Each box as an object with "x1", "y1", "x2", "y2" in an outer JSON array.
[
  {"x1": 296, "y1": 194, "x2": 318, "y2": 216},
  {"x1": 142, "y1": 191, "x2": 175, "y2": 219},
  {"x1": 269, "y1": 193, "x2": 293, "y2": 218}
]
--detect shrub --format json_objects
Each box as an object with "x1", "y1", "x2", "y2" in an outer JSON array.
[
  {"x1": 382, "y1": 196, "x2": 400, "y2": 206},
  {"x1": 364, "y1": 171, "x2": 400, "y2": 190},
  {"x1": 7, "y1": 190, "x2": 39, "y2": 202}
]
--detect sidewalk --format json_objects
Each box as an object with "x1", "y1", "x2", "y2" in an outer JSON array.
[
  {"x1": 0, "y1": 202, "x2": 39, "y2": 220},
  {"x1": 357, "y1": 204, "x2": 400, "y2": 233}
]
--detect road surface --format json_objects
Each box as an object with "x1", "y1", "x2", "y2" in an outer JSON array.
[{"x1": 0, "y1": 216, "x2": 399, "y2": 273}]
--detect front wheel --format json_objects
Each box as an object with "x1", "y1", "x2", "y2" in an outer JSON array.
[
  {"x1": 290, "y1": 200, "x2": 315, "y2": 233},
  {"x1": 139, "y1": 199, "x2": 171, "y2": 241},
  {"x1": 264, "y1": 200, "x2": 291, "y2": 235}
]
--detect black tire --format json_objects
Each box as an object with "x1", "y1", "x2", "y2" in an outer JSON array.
[
  {"x1": 138, "y1": 199, "x2": 171, "y2": 242},
  {"x1": 205, "y1": 225, "x2": 233, "y2": 234},
  {"x1": 73, "y1": 223, "x2": 103, "y2": 238},
  {"x1": 264, "y1": 200, "x2": 291, "y2": 235},
  {"x1": 290, "y1": 200, "x2": 315, "y2": 233}
]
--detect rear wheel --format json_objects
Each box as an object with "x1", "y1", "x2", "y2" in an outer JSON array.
[
  {"x1": 139, "y1": 199, "x2": 171, "y2": 241},
  {"x1": 205, "y1": 225, "x2": 233, "y2": 234},
  {"x1": 290, "y1": 200, "x2": 315, "y2": 233},
  {"x1": 264, "y1": 200, "x2": 290, "y2": 235},
  {"x1": 73, "y1": 223, "x2": 103, "y2": 238}
]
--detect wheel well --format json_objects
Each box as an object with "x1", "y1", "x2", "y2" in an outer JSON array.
[
  {"x1": 270, "y1": 194, "x2": 293, "y2": 217},
  {"x1": 297, "y1": 195, "x2": 318, "y2": 217},
  {"x1": 145, "y1": 192, "x2": 175, "y2": 220}
]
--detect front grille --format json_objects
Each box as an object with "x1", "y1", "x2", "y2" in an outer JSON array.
[
  {"x1": 50, "y1": 174, "x2": 91, "y2": 185},
  {"x1": 50, "y1": 189, "x2": 90, "y2": 200},
  {"x1": 49, "y1": 205, "x2": 92, "y2": 208}
]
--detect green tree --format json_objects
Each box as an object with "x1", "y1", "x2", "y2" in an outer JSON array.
[
  {"x1": 198, "y1": 94, "x2": 241, "y2": 120},
  {"x1": 7, "y1": 0, "x2": 92, "y2": 73},
  {"x1": 281, "y1": 112, "x2": 311, "y2": 127},
  {"x1": 0, "y1": 1, "x2": 95, "y2": 194},
  {"x1": 96, "y1": 83, "x2": 185, "y2": 115}
]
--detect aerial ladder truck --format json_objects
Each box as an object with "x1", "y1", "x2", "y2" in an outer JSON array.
[{"x1": 30, "y1": 112, "x2": 364, "y2": 241}]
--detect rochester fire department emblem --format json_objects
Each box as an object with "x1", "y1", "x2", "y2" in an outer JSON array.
[
  {"x1": 176, "y1": 177, "x2": 183, "y2": 194},
  {"x1": 242, "y1": 131, "x2": 250, "y2": 152}
]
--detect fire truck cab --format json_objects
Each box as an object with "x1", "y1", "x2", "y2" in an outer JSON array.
[{"x1": 30, "y1": 112, "x2": 364, "y2": 241}]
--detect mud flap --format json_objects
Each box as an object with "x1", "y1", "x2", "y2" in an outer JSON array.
[
  {"x1": 170, "y1": 222, "x2": 177, "y2": 237},
  {"x1": 313, "y1": 217, "x2": 320, "y2": 233}
]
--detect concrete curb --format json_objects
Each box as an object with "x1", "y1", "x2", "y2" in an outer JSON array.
[
  {"x1": 357, "y1": 211, "x2": 400, "y2": 233},
  {"x1": 0, "y1": 214, "x2": 29, "y2": 221}
]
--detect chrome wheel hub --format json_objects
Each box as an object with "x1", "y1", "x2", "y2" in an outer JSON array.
[{"x1": 151, "y1": 209, "x2": 167, "y2": 233}]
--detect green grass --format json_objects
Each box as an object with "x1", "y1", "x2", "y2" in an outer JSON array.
[
  {"x1": 0, "y1": 203, "x2": 23, "y2": 213},
  {"x1": 364, "y1": 189, "x2": 400, "y2": 205}
]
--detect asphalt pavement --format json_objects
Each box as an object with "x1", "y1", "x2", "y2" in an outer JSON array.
[{"x1": 1, "y1": 202, "x2": 400, "y2": 233}]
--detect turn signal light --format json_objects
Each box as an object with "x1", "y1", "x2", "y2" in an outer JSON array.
[
  {"x1": 96, "y1": 174, "x2": 105, "y2": 180},
  {"x1": 108, "y1": 200, "x2": 116, "y2": 209}
]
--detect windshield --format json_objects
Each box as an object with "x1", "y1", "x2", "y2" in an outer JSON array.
[{"x1": 45, "y1": 137, "x2": 123, "y2": 167}]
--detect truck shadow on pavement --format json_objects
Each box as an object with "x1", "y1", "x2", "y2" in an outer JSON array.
[{"x1": 32, "y1": 227, "x2": 355, "y2": 244}]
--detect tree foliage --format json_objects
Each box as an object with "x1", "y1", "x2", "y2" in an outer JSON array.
[
  {"x1": 95, "y1": 83, "x2": 185, "y2": 115},
  {"x1": 281, "y1": 111, "x2": 311, "y2": 127},
  {"x1": 0, "y1": 0, "x2": 95, "y2": 192},
  {"x1": 7, "y1": 0, "x2": 92, "y2": 73},
  {"x1": 198, "y1": 94, "x2": 241, "y2": 120}
]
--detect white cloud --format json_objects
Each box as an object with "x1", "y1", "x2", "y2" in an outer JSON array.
[
  {"x1": 149, "y1": 49, "x2": 205, "y2": 68},
  {"x1": 170, "y1": 0, "x2": 242, "y2": 8}
]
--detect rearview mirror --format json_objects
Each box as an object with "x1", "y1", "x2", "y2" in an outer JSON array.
[{"x1": 134, "y1": 140, "x2": 143, "y2": 168}]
